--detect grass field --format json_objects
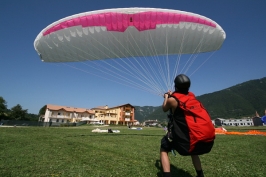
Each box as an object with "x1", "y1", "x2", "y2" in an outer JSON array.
[{"x1": 0, "y1": 125, "x2": 265, "y2": 177}]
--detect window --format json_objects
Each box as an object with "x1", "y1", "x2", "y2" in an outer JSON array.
[
  {"x1": 56, "y1": 119, "x2": 59, "y2": 122},
  {"x1": 61, "y1": 119, "x2": 64, "y2": 123},
  {"x1": 58, "y1": 112, "x2": 61, "y2": 115}
]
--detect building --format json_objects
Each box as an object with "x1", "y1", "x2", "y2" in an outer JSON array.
[
  {"x1": 214, "y1": 118, "x2": 254, "y2": 126},
  {"x1": 143, "y1": 119, "x2": 159, "y2": 126},
  {"x1": 41, "y1": 103, "x2": 136, "y2": 126},
  {"x1": 41, "y1": 104, "x2": 96, "y2": 125},
  {"x1": 91, "y1": 104, "x2": 135, "y2": 125}
]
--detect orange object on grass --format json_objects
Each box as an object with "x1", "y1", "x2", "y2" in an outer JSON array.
[{"x1": 215, "y1": 128, "x2": 266, "y2": 136}]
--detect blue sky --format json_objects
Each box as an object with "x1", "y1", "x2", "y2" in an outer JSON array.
[{"x1": 1, "y1": 0, "x2": 266, "y2": 114}]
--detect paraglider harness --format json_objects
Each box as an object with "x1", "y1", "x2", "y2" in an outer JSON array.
[
  {"x1": 167, "y1": 109, "x2": 174, "y2": 142},
  {"x1": 165, "y1": 95, "x2": 177, "y2": 156}
]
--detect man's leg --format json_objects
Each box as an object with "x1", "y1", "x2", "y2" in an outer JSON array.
[
  {"x1": 191, "y1": 155, "x2": 202, "y2": 170},
  {"x1": 160, "y1": 135, "x2": 172, "y2": 177},
  {"x1": 191, "y1": 155, "x2": 204, "y2": 177},
  {"x1": 160, "y1": 149, "x2": 171, "y2": 177},
  {"x1": 160, "y1": 149, "x2": 170, "y2": 172}
]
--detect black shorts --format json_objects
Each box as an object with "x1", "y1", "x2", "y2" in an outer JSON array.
[
  {"x1": 160, "y1": 135, "x2": 214, "y2": 155},
  {"x1": 160, "y1": 135, "x2": 173, "y2": 152}
]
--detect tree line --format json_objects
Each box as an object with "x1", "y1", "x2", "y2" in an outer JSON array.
[{"x1": 0, "y1": 96, "x2": 39, "y2": 121}]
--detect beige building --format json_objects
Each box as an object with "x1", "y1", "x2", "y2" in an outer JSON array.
[
  {"x1": 41, "y1": 104, "x2": 135, "y2": 126},
  {"x1": 42, "y1": 104, "x2": 96, "y2": 124},
  {"x1": 91, "y1": 104, "x2": 135, "y2": 125}
]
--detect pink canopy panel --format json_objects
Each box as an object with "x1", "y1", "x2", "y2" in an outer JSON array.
[{"x1": 43, "y1": 10, "x2": 216, "y2": 35}]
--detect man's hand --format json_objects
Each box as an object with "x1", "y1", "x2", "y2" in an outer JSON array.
[
  {"x1": 164, "y1": 93, "x2": 169, "y2": 99},
  {"x1": 164, "y1": 91, "x2": 172, "y2": 99},
  {"x1": 162, "y1": 90, "x2": 177, "y2": 113}
]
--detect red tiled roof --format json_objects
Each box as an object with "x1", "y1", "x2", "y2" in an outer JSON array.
[
  {"x1": 92, "y1": 106, "x2": 108, "y2": 110},
  {"x1": 46, "y1": 104, "x2": 94, "y2": 114},
  {"x1": 92, "y1": 103, "x2": 134, "y2": 110}
]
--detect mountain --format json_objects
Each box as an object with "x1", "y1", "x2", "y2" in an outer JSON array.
[
  {"x1": 134, "y1": 77, "x2": 266, "y2": 122},
  {"x1": 197, "y1": 77, "x2": 266, "y2": 119},
  {"x1": 134, "y1": 106, "x2": 159, "y2": 122}
]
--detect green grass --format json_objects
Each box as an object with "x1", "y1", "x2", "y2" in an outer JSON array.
[{"x1": 0, "y1": 125, "x2": 266, "y2": 177}]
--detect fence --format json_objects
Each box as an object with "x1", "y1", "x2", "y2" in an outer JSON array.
[{"x1": 0, "y1": 120, "x2": 87, "y2": 127}]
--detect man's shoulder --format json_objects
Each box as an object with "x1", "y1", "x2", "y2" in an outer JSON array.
[{"x1": 168, "y1": 97, "x2": 178, "y2": 107}]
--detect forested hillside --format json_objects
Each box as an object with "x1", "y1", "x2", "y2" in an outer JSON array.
[
  {"x1": 198, "y1": 77, "x2": 266, "y2": 118},
  {"x1": 134, "y1": 106, "x2": 159, "y2": 122},
  {"x1": 134, "y1": 77, "x2": 266, "y2": 122}
]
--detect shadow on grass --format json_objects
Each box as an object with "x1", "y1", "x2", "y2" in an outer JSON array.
[{"x1": 155, "y1": 159, "x2": 193, "y2": 177}]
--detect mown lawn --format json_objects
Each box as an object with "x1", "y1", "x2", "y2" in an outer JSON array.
[{"x1": 0, "y1": 125, "x2": 265, "y2": 177}]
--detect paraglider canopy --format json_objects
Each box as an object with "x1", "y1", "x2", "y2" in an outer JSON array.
[
  {"x1": 33, "y1": 8, "x2": 226, "y2": 96},
  {"x1": 34, "y1": 8, "x2": 226, "y2": 62}
]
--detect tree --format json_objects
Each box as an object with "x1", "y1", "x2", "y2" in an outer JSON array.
[
  {"x1": 26, "y1": 113, "x2": 39, "y2": 121},
  {"x1": 9, "y1": 104, "x2": 28, "y2": 120},
  {"x1": 39, "y1": 105, "x2": 47, "y2": 116},
  {"x1": 0, "y1": 96, "x2": 8, "y2": 120}
]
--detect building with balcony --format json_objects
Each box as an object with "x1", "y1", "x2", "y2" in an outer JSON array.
[
  {"x1": 42, "y1": 104, "x2": 96, "y2": 125},
  {"x1": 91, "y1": 104, "x2": 135, "y2": 125},
  {"x1": 41, "y1": 104, "x2": 135, "y2": 126}
]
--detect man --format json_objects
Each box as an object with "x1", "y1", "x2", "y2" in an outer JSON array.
[{"x1": 160, "y1": 74, "x2": 213, "y2": 177}]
